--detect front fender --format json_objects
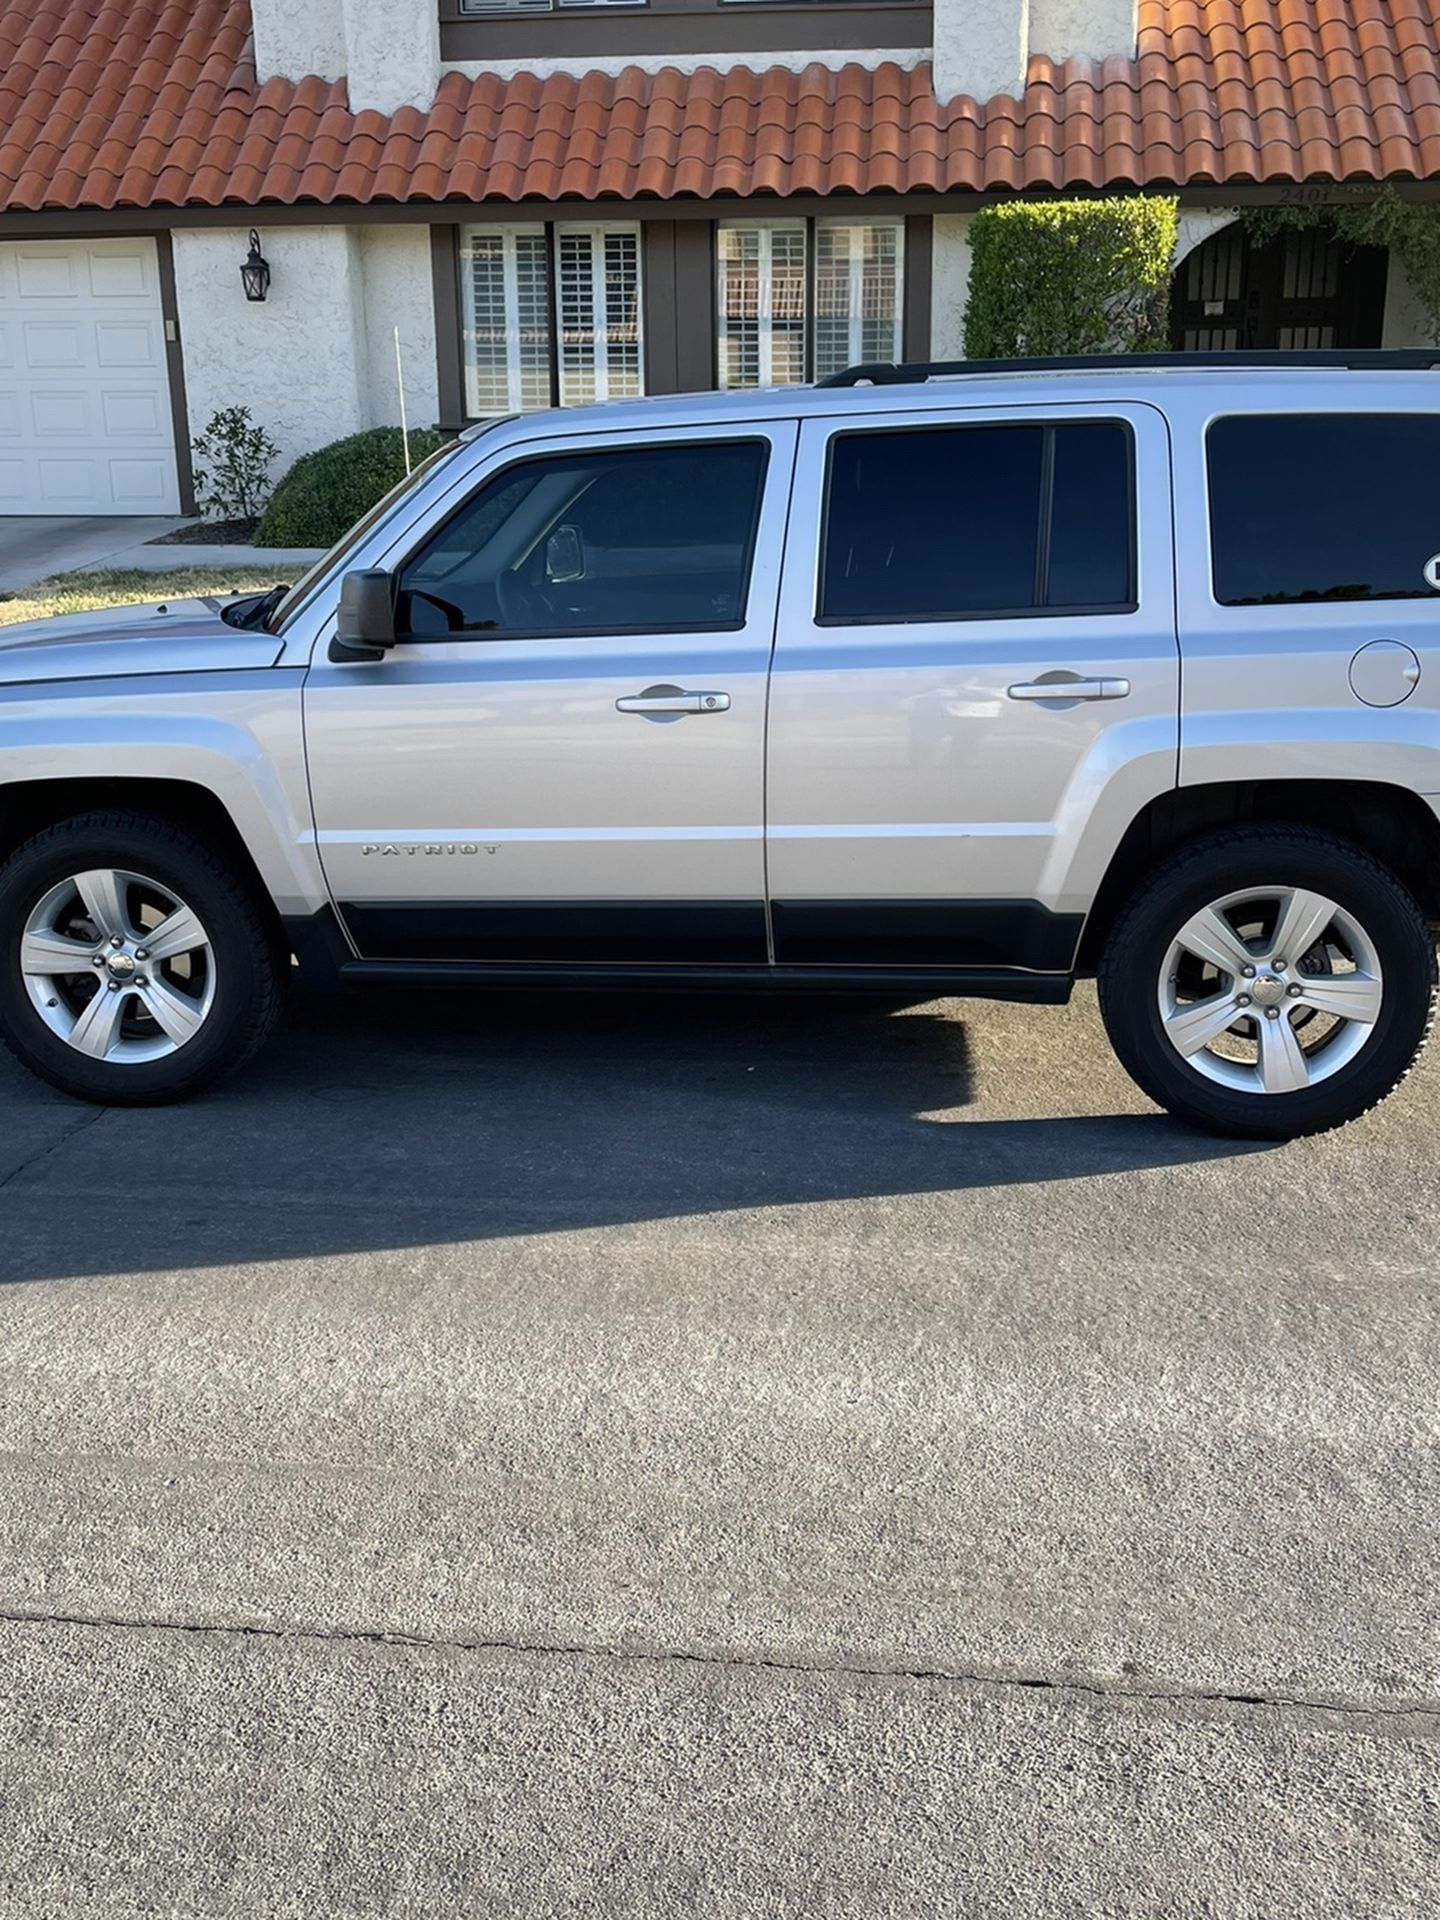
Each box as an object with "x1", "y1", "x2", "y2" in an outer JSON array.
[{"x1": 0, "y1": 669, "x2": 327, "y2": 917}]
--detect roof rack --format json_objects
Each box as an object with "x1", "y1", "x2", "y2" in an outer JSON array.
[{"x1": 817, "y1": 350, "x2": 1440, "y2": 386}]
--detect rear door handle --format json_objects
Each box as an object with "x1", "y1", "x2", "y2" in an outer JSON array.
[
  {"x1": 615, "y1": 687, "x2": 731, "y2": 715},
  {"x1": 1007, "y1": 677, "x2": 1131, "y2": 703}
]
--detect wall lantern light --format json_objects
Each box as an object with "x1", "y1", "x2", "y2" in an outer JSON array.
[{"x1": 240, "y1": 230, "x2": 271, "y2": 303}]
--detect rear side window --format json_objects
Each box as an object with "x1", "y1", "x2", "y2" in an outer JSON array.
[
  {"x1": 819, "y1": 421, "x2": 1134, "y2": 624},
  {"x1": 1208, "y1": 414, "x2": 1440, "y2": 606}
]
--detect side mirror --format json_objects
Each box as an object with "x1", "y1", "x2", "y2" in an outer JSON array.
[
  {"x1": 545, "y1": 524, "x2": 585, "y2": 585},
  {"x1": 329, "y1": 569, "x2": 396, "y2": 663}
]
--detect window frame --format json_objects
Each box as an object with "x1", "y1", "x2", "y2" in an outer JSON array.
[
  {"x1": 390, "y1": 433, "x2": 774, "y2": 644},
  {"x1": 814, "y1": 417, "x2": 1139, "y2": 628},
  {"x1": 715, "y1": 214, "x2": 906, "y2": 393},
  {"x1": 458, "y1": 218, "x2": 646, "y2": 420},
  {"x1": 1203, "y1": 408, "x2": 1440, "y2": 611}
]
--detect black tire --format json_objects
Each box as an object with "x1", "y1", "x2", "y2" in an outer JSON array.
[
  {"x1": 0, "y1": 810, "x2": 286, "y2": 1106},
  {"x1": 1098, "y1": 827, "x2": 1437, "y2": 1140}
]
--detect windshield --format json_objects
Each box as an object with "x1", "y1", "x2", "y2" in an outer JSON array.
[{"x1": 267, "y1": 437, "x2": 470, "y2": 636}]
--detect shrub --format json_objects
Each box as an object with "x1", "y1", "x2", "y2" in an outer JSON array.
[
  {"x1": 254, "y1": 425, "x2": 449, "y2": 548},
  {"x1": 963, "y1": 197, "x2": 1180, "y2": 359},
  {"x1": 191, "y1": 406, "x2": 278, "y2": 522}
]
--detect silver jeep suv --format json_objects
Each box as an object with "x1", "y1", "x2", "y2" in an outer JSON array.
[{"x1": 2, "y1": 349, "x2": 1438, "y2": 1139}]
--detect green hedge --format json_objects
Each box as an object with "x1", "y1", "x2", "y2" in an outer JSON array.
[
  {"x1": 254, "y1": 426, "x2": 449, "y2": 548},
  {"x1": 963, "y1": 197, "x2": 1179, "y2": 359}
]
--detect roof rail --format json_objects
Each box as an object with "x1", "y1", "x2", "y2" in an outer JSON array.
[{"x1": 817, "y1": 350, "x2": 1440, "y2": 386}]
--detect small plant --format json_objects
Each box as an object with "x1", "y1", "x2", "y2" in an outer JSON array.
[
  {"x1": 255, "y1": 426, "x2": 448, "y2": 548},
  {"x1": 190, "y1": 406, "x2": 279, "y2": 523},
  {"x1": 964, "y1": 197, "x2": 1180, "y2": 359}
]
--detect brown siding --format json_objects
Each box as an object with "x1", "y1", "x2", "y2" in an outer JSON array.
[{"x1": 431, "y1": 224, "x2": 465, "y2": 429}]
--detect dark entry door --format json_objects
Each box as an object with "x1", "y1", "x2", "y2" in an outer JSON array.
[{"x1": 1171, "y1": 223, "x2": 1388, "y2": 351}]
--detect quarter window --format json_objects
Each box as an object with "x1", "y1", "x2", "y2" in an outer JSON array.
[
  {"x1": 1207, "y1": 414, "x2": 1440, "y2": 605},
  {"x1": 461, "y1": 223, "x2": 643, "y2": 416},
  {"x1": 397, "y1": 440, "x2": 769, "y2": 638},
  {"x1": 819, "y1": 422, "x2": 1134, "y2": 624},
  {"x1": 717, "y1": 219, "x2": 903, "y2": 389}
]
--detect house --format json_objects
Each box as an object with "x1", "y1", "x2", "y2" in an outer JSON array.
[{"x1": 0, "y1": 0, "x2": 1436, "y2": 517}]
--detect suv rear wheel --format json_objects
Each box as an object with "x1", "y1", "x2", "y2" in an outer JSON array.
[
  {"x1": 0, "y1": 811, "x2": 286, "y2": 1105},
  {"x1": 1099, "y1": 827, "x2": 1437, "y2": 1139}
]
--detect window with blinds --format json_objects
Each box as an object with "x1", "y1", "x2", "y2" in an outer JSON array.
[
  {"x1": 716, "y1": 219, "x2": 902, "y2": 389},
  {"x1": 460, "y1": 223, "x2": 644, "y2": 416}
]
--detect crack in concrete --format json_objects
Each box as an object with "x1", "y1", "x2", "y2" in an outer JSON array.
[
  {"x1": 0, "y1": 1104, "x2": 108, "y2": 1199},
  {"x1": 1, "y1": 1604, "x2": 1437, "y2": 1729}
]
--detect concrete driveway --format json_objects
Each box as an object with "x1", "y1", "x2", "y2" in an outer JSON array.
[
  {"x1": 0, "y1": 514, "x2": 190, "y2": 592},
  {"x1": 0, "y1": 982, "x2": 1436, "y2": 1914}
]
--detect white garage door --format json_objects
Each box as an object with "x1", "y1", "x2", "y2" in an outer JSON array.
[{"x1": 0, "y1": 238, "x2": 180, "y2": 514}]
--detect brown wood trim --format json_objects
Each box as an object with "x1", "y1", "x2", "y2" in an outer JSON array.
[
  {"x1": 440, "y1": 1, "x2": 929, "y2": 57},
  {"x1": 672, "y1": 218, "x2": 716, "y2": 392},
  {"x1": 902, "y1": 212, "x2": 931, "y2": 363},
  {"x1": 430, "y1": 224, "x2": 465, "y2": 429},
  {"x1": 642, "y1": 222, "x2": 680, "y2": 393},
  {"x1": 154, "y1": 230, "x2": 196, "y2": 516}
]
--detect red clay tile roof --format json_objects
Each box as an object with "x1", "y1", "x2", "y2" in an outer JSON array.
[{"x1": 1, "y1": 0, "x2": 1438, "y2": 213}]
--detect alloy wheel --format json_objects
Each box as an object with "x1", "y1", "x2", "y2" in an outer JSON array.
[
  {"x1": 20, "y1": 867, "x2": 217, "y2": 1065},
  {"x1": 1158, "y1": 885, "x2": 1383, "y2": 1096}
]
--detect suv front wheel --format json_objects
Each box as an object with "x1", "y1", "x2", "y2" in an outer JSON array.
[
  {"x1": 0, "y1": 811, "x2": 286, "y2": 1105},
  {"x1": 1099, "y1": 827, "x2": 1437, "y2": 1139}
]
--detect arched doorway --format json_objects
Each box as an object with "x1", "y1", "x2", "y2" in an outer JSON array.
[{"x1": 1170, "y1": 222, "x2": 1388, "y2": 351}]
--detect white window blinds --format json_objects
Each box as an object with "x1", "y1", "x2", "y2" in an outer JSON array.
[
  {"x1": 717, "y1": 223, "x2": 807, "y2": 389},
  {"x1": 813, "y1": 222, "x2": 904, "y2": 377},
  {"x1": 556, "y1": 226, "x2": 643, "y2": 406},
  {"x1": 460, "y1": 223, "x2": 644, "y2": 416},
  {"x1": 717, "y1": 219, "x2": 903, "y2": 388}
]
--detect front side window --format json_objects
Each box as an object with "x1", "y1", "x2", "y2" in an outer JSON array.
[
  {"x1": 717, "y1": 219, "x2": 903, "y2": 390},
  {"x1": 1207, "y1": 413, "x2": 1440, "y2": 606},
  {"x1": 396, "y1": 440, "x2": 769, "y2": 638},
  {"x1": 819, "y1": 422, "x2": 1134, "y2": 624},
  {"x1": 461, "y1": 223, "x2": 643, "y2": 417}
]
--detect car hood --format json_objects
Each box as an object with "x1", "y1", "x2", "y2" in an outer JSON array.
[{"x1": 0, "y1": 596, "x2": 284, "y2": 688}]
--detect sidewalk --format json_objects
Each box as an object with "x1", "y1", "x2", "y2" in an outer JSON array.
[{"x1": 0, "y1": 516, "x2": 324, "y2": 592}]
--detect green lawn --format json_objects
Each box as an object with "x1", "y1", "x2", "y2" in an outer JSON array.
[{"x1": 0, "y1": 567, "x2": 296, "y2": 628}]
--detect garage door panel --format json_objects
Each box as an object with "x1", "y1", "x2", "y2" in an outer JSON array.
[
  {"x1": 0, "y1": 239, "x2": 178, "y2": 512},
  {"x1": 88, "y1": 251, "x2": 152, "y2": 298},
  {"x1": 101, "y1": 389, "x2": 166, "y2": 437},
  {"x1": 16, "y1": 251, "x2": 78, "y2": 298},
  {"x1": 95, "y1": 319, "x2": 161, "y2": 368},
  {"x1": 109, "y1": 457, "x2": 174, "y2": 508}
]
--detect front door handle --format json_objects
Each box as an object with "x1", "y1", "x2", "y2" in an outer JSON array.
[
  {"x1": 1007, "y1": 677, "x2": 1131, "y2": 703},
  {"x1": 615, "y1": 686, "x2": 731, "y2": 715}
]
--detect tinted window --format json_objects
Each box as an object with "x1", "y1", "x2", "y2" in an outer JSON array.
[
  {"x1": 1208, "y1": 414, "x2": 1440, "y2": 606},
  {"x1": 820, "y1": 422, "x2": 1133, "y2": 623},
  {"x1": 398, "y1": 440, "x2": 768, "y2": 637}
]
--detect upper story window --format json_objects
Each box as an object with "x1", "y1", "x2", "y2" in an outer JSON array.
[
  {"x1": 717, "y1": 218, "x2": 903, "y2": 390},
  {"x1": 461, "y1": 223, "x2": 643, "y2": 416}
]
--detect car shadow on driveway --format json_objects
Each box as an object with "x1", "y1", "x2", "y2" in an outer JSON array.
[{"x1": 0, "y1": 987, "x2": 1273, "y2": 1283}]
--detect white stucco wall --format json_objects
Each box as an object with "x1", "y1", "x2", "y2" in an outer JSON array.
[
  {"x1": 930, "y1": 213, "x2": 977, "y2": 358},
  {"x1": 1030, "y1": 0, "x2": 1136, "y2": 62},
  {"x1": 359, "y1": 226, "x2": 440, "y2": 431},
  {"x1": 342, "y1": 0, "x2": 441, "y2": 113},
  {"x1": 173, "y1": 229, "x2": 368, "y2": 490},
  {"x1": 934, "y1": 0, "x2": 1028, "y2": 103},
  {"x1": 252, "y1": 0, "x2": 346, "y2": 84},
  {"x1": 1382, "y1": 255, "x2": 1437, "y2": 348}
]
